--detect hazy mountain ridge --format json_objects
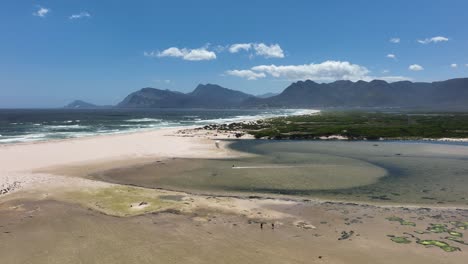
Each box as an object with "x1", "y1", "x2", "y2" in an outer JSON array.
[
  {"x1": 243, "y1": 78, "x2": 468, "y2": 108},
  {"x1": 66, "y1": 78, "x2": 468, "y2": 109},
  {"x1": 64, "y1": 100, "x2": 98, "y2": 109},
  {"x1": 117, "y1": 84, "x2": 254, "y2": 108}
]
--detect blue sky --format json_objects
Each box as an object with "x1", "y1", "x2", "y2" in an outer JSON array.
[{"x1": 0, "y1": 0, "x2": 467, "y2": 107}]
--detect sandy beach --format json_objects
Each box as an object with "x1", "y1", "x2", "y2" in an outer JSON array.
[{"x1": 1, "y1": 128, "x2": 467, "y2": 263}]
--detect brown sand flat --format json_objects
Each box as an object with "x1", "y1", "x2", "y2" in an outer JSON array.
[{"x1": 0, "y1": 197, "x2": 467, "y2": 264}]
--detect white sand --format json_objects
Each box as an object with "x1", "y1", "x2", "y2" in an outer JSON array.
[{"x1": 0, "y1": 128, "x2": 236, "y2": 195}]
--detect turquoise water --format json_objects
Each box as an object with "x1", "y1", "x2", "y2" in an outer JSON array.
[{"x1": 95, "y1": 140, "x2": 468, "y2": 206}]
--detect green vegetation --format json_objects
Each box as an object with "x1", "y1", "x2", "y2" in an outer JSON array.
[
  {"x1": 416, "y1": 240, "x2": 461, "y2": 252},
  {"x1": 388, "y1": 235, "x2": 412, "y2": 244},
  {"x1": 386, "y1": 216, "x2": 416, "y2": 226},
  {"x1": 64, "y1": 186, "x2": 178, "y2": 217},
  {"x1": 205, "y1": 111, "x2": 468, "y2": 140},
  {"x1": 445, "y1": 236, "x2": 468, "y2": 245},
  {"x1": 385, "y1": 218, "x2": 466, "y2": 252},
  {"x1": 450, "y1": 221, "x2": 468, "y2": 230},
  {"x1": 427, "y1": 223, "x2": 448, "y2": 233},
  {"x1": 448, "y1": 230, "x2": 463, "y2": 238}
]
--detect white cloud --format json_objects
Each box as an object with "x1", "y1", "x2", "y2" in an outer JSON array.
[
  {"x1": 250, "y1": 61, "x2": 369, "y2": 81},
  {"x1": 253, "y1": 43, "x2": 284, "y2": 58},
  {"x1": 390, "y1": 38, "x2": 400, "y2": 43},
  {"x1": 33, "y1": 7, "x2": 50, "y2": 17},
  {"x1": 228, "y1": 43, "x2": 284, "y2": 58},
  {"x1": 417, "y1": 36, "x2": 449, "y2": 44},
  {"x1": 450, "y1": 63, "x2": 458, "y2": 68},
  {"x1": 378, "y1": 76, "x2": 412, "y2": 82},
  {"x1": 183, "y1": 48, "x2": 217, "y2": 61},
  {"x1": 409, "y1": 64, "x2": 424, "y2": 71},
  {"x1": 227, "y1": 61, "x2": 369, "y2": 82},
  {"x1": 69, "y1": 12, "x2": 91, "y2": 20},
  {"x1": 157, "y1": 47, "x2": 185, "y2": 57},
  {"x1": 226, "y1": 70, "x2": 266, "y2": 80},
  {"x1": 226, "y1": 61, "x2": 411, "y2": 82},
  {"x1": 382, "y1": 70, "x2": 390, "y2": 74},
  {"x1": 386, "y1": 54, "x2": 396, "y2": 59},
  {"x1": 154, "y1": 79, "x2": 171, "y2": 84},
  {"x1": 229, "y1": 43, "x2": 252, "y2": 53},
  {"x1": 145, "y1": 47, "x2": 216, "y2": 61}
]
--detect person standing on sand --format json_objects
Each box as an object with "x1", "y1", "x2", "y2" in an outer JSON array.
[
  {"x1": 260, "y1": 223, "x2": 264, "y2": 229},
  {"x1": 272, "y1": 223, "x2": 275, "y2": 229}
]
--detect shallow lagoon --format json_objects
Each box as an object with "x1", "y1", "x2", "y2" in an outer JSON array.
[{"x1": 95, "y1": 140, "x2": 468, "y2": 206}]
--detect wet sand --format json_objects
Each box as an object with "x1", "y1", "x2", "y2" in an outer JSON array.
[{"x1": 1, "y1": 197, "x2": 467, "y2": 264}]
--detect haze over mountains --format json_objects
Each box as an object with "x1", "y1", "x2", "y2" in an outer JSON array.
[{"x1": 67, "y1": 78, "x2": 468, "y2": 109}]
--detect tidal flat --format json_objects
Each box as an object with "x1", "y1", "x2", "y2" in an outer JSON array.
[
  {"x1": 1, "y1": 196, "x2": 467, "y2": 264},
  {"x1": 94, "y1": 140, "x2": 468, "y2": 206},
  {"x1": 2, "y1": 130, "x2": 468, "y2": 263}
]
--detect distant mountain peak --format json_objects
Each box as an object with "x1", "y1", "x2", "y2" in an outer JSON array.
[
  {"x1": 118, "y1": 83, "x2": 254, "y2": 108},
  {"x1": 64, "y1": 100, "x2": 97, "y2": 109}
]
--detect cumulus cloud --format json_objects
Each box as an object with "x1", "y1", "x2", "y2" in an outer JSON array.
[
  {"x1": 417, "y1": 36, "x2": 449, "y2": 44},
  {"x1": 250, "y1": 61, "x2": 370, "y2": 81},
  {"x1": 253, "y1": 43, "x2": 284, "y2": 58},
  {"x1": 69, "y1": 12, "x2": 91, "y2": 20},
  {"x1": 228, "y1": 43, "x2": 284, "y2": 58},
  {"x1": 226, "y1": 60, "x2": 411, "y2": 82},
  {"x1": 389, "y1": 38, "x2": 400, "y2": 43},
  {"x1": 386, "y1": 54, "x2": 396, "y2": 59},
  {"x1": 145, "y1": 47, "x2": 216, "y2": 61},
  {"x1": 229, "y1": 43, "x2": 252, "y2": 53},
  {"x1": 225, "y1": 70, "x2": 266, "y2": 80},
  {"x1": 226, "y1": 61, "x2": 369, "y2": 82},
  {"x1": 450, "y1": 63, "x2": 458, "y2": 68},
  {"x1": 33, "y1": 7, "x2": 50, "y2": 17},
  {"x1": 409, "y1": 64, "x2": 424, "y2": 71}
]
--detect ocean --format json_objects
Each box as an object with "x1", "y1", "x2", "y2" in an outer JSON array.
[{"x1": 0, "y1": 108, "x2": 317, "y2": 144}]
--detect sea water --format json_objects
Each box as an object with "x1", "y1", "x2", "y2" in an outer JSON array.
[{"x1": 0, "y1": 108, "x2": 317, "y2": 144}]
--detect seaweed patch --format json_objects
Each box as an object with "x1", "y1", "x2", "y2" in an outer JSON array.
[
  {"x1": 387, "y1": 235, "x2": 411, "y2": 244},
  {"x1": 416, "y1": 240, "x2": 461, "y2": 252},
  {"x1": 450, "y1": 221, "x2": 468, "y2": 230},
  {"x1": 426, "y1": 223, "x2": 448, "y2": 233}
]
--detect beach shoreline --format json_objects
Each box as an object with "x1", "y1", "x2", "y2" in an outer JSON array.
[{"x1": 1, "y1": 125, "x2": 467, "y2": 263}]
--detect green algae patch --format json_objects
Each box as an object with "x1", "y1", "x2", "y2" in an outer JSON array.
[
  {"x1": 386, "y1": 216, "x2": 416, "y2": 227},
  {"x1": 450, "y1": 221, "x2": 468, "y2": 230},
  {"x1": 445, "y1": 236, "x2": 468, "y2": 245},
  {"x1": 448, "y1": 230, "x2": 463, "y2": 238},
  {"x1": 416, "y1": 240, "x2": 461, "y2": 252},
  {"x1": 387, "y1": 235, "x2": 411, "y2": 244},
  {"x1": 414, "y1": 231, "x2": 429, "y2": 235},
  {"x1": 64, "y1": 186, "x2": 179, "y2": 217},
  {"x1": 427, "y1": 223, "x2": 448, "y2": 233}
]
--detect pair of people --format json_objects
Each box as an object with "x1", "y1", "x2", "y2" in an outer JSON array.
[{"x1": 260, "y1": 222, "x2": 275, "y2": 229}]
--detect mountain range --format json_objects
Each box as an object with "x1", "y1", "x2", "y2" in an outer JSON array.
[
  {"x1": 117, "y1": 84, "x2": 252, "y2": 108},
  {"x1": 66, "y1": 78, "x2": 468, "y2": 109},
  {"x1": 243, "y1": 78, "x2": 468, "y2": 108}
]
